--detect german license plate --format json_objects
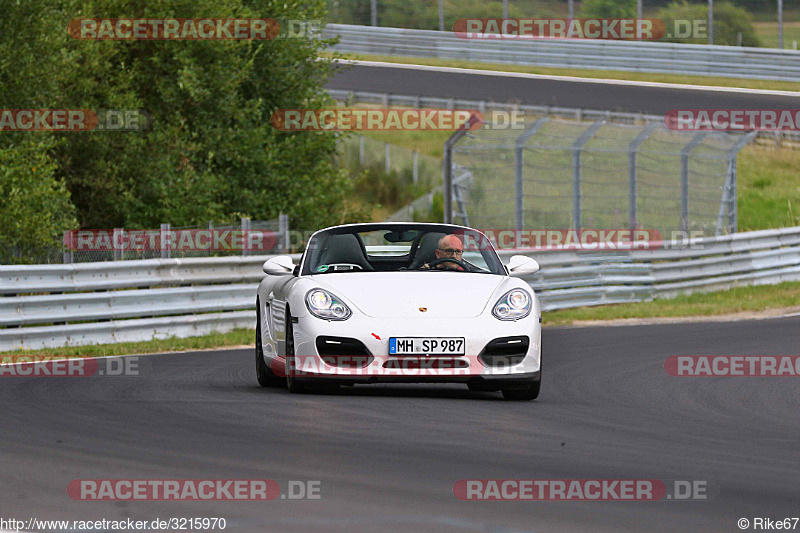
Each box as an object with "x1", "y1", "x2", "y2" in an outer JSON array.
[{"x1": 389, "y1": 337, "x2": 465, "y2": 355}]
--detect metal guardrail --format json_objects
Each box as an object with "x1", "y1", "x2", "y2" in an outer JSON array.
[
  {"x1": 2, "y1": 226, "x2": 800, "y2": 350},
  {"x1": 507, "y1": 226, "x2": 800, "y2": 310},
  {"x1": 0, "y1": 256, "x2": 287, "y2": 351},
  {"x1": 325, "y1": 24, "x2": 800, "y2": 82},
  {"x1": 327, "y1": 89, "x2": 800, "y2": 148}
]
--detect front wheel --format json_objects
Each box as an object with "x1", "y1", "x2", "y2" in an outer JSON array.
[
  {"x1": 256, "y1": 302, "x2": 283, "y2": 387},
  {"x1": 501, "y1": 379, "x2": 540, "y2": 401},
  {"x1": 502, "y1": 353, "x2": 542, "y2": 401}
]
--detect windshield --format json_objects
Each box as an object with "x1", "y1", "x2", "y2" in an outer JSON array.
[{"x1": 301, "y1": 224, "x2": 505, "y2": 276}]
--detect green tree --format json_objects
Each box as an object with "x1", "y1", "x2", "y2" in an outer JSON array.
[
  {"x1": 580, "y1": 0, "x2": 636, "y2": 18},
  {"x1": 1, "y1": 0, "x2": 359, "y2": 261},
  {"x1": 54, "y1": 0, "x2": 353, "y2": 229},
  {"x1": 0, "y1": 1, "x2": 79, "y2": 262}
]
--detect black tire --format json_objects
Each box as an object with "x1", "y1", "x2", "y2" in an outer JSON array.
[
  {"x1": 502, "y1": 352, "x2": 542, "y2": 401},
  {"x1": 501, "y1": 379, "x2": 541, "y2": 401},
  {"x1": 284, "y1": 311, "x2": 307, "y2": 394},
  {"x1": 256, "y1": 302, "x2": 283, "y2": 387}
]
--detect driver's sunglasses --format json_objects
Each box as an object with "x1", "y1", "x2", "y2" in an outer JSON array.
[{"x1": 438, "y1": 248, "x2": 463, "y2": 255}]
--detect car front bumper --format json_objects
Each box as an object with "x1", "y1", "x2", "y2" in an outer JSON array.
[{"x1": 287, "y1": 313, "x2": 541, "y2": 383}]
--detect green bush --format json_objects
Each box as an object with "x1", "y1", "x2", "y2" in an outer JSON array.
[
  {"x1": 580, "y1": 0, "x2": 636, "y2": 18},
  {"x1": 657, "y1": 0, "x2": 760, "y2": 46}
]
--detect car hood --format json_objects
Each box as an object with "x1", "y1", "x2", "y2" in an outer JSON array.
[{"x1": 312, "y1": 272, "x2": 506, "y2": 318}]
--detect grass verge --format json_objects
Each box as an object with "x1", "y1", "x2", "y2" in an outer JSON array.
[
  {"x1": 0, "y1": 328, "x2": 254, "y2": 357},
  {"x1": 544, "y1": 281, "x2": 800, "y2": 326},
  {"x1": 327, "y1": 52, "x2": 800, "y2": 92},
  {"x1": 753, "y1": 22, "x2": 800, "y2": 49}
]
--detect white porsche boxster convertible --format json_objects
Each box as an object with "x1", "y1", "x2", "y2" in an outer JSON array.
[{"x1": 254, "y1": 223, "x2": 542, "y2": 400}]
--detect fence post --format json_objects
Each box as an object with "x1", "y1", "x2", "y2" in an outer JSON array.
[
  {"x1": 412, "y1": 150, "x2": 419, "y2": 184},
  {"x1": 628, "y1": 123, "x2": 659, "y2": 232},
  {"x1": 718, "y1": 131, "x2": 755, "y2": 234},
  {"x1": 443, "y1": 112, "x2": 483, "y2": 223},
  {"x1": 161, "y1": 223, "x2": 171, "y2": 259},
  {"x1": 62, "y1": 231, "x2": 73, "y2": 264},
  {"x1": 680, "y1": 132, "x2": 708, "y2": 233},
  {"x1": 514, "y1": 117, "x2": 550, "y2": 232},
  {"x1": 572, "y1": 121, "x2": 604, "y2": 230},
  {"x1": 359, "y1": 135, "x2": 365, "y2": 166},
  {"x1": 113, "y1": 228, "x2": 124, "y2": 260},
  {"x1": 278, "y1": 213, "x2": 289, "y2": 253},
  {"x1": 241, "y1": 217, "x2": 251, "y2": 256},
  {"x1": 385, "y1": 143, "x2": 390, "y2": 174}
]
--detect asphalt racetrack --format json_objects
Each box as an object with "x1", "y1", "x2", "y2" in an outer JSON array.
[
  {"x1": 326, "y1": 61, "x2": 800, "y2": 115},
  {"x1": 1, "y1": 317, "x2": 798, "y2": 532}
]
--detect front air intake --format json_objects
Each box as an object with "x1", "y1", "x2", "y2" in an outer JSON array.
[{"x1": 478, "y1": 336, "x2": 529, "y2": 367}]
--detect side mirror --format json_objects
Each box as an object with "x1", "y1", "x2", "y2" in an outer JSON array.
[
  {"x1": 506, "y1": 255, "x2": 539, "y2": 277},
  {"x1": 263, "y1": 255, "x2": 295, "y2": 275}
]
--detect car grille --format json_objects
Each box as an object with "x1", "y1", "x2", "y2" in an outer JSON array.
[{"x1": 479, "y1": 336, "x2": 529, "y2": 367}]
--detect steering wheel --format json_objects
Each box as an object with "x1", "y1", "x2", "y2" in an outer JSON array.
[{"x1": 425, "y1": 257, "x2": 471, "y2": 271}]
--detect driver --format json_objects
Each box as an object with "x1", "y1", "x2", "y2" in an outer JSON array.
[{"x1": 422, "y1": 234, "x2": 465, "y2": 271}]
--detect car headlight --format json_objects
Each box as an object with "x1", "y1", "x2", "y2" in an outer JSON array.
[
  {"x1": 492, "y1": 289, "x2": 531, "y2": 320},
  {"x1": 305, "y1": 289, "x2": 352, "y2": 320}
]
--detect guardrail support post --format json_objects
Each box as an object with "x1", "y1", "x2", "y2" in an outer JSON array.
[{"x1": 572, "y1": 121, "x2": 604, "y2": 230}]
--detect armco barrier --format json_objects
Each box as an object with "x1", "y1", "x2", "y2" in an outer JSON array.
[
  {"x1": 324, "y1": 24, "x2": 800, "y2": 82},
  {"x1": 2, "y1": 227, "x2": 800, "y2": 350}
]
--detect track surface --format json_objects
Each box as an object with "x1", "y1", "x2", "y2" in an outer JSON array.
[
  {"x1": 1, "y1": 317, "x2": 798, "y2": 532},
  {"x1": 326, "y1": 63, "x2": 800, "y2": 114}
]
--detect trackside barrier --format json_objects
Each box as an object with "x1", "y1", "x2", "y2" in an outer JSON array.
[
  {"x1": 2, "y1": 227, "x2": 800, "y2": 349},
  {"x1": 324, "y1": 24, "x2": 800, "y2": 82}
]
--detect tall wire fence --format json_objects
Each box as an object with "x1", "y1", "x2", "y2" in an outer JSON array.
[{"x1": 449, "y1": 118, "x2": 755, "y2": 236}]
